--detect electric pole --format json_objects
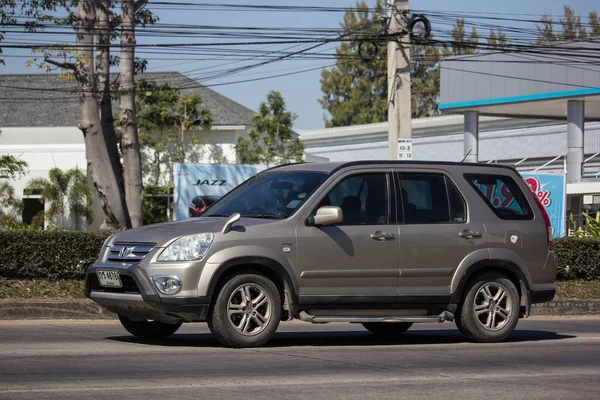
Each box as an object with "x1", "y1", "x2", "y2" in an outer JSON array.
[{"x1": 387, "y1": 0, "x2": 412, "y2": 160}]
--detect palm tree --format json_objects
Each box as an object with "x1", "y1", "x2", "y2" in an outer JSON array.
[{"x1": 26, "y1": 168, "x2": 94, "y2": 230}]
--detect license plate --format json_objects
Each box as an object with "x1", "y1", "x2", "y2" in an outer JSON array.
[{"x1": 96, "y1": 270, "x2": 122, "y2": 288}]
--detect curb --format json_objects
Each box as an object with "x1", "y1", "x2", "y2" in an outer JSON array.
[
  {"x1": 0, "y1": 300, "x2": 116, "y2": 320},
  {"x1": 1, "y1": 300, "x2": 600, "y2": 320}
]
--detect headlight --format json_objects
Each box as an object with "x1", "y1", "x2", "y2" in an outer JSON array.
[
  {"x1": 157, "y1": 233, "x2": 214, "y2": 262},
  {"x1": 153, "y1": 275, "x2": 182, "y2": 295}
]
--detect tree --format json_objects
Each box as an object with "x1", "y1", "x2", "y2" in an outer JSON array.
[
  {"x1": 319, "y1": 0, "x2": 388, "y2": 127},
  {"x1": 411, "y1": 35, "x2": 441, "y2": 118},
  {"x1": 119, "y1": 0, "x2": 143, "y2": 228},
  {"x1": 20, "y1": 0, "x2": 157, "y2": 230},
  {"x1": 537, "y1": 6, "x2": 599, "y2": 43},
  {"x1": 26, "y1": 167, "x2": 93, "y2": 230},
  {"x1": 0, "y1": 154, "x2": 27, "y2": 180},
  {"x1": 131, "y1": 79, "x2": 213, "y2": 186},
  {"x1": 488, "y1": 29, "x2": 509, "y2": 49},
  {"x1": 443, "y1": 18, "x2": 479, "y2": 56},
  {"x1": 236, "y1": 91, "x2": 304, "y2": 166}
]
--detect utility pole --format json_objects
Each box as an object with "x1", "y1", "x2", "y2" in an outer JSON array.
[{"x1": 387, "y1": 0, "x2": 412, "y2": 160}]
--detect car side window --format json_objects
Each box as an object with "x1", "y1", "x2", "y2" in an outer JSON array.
[
  {"x1": 465, "y1": 173, "x2": 533, "y2": 220},
  {"x1": 318, "y1": 173, "x2": 388, "y2": 225},
  {"x1": 397, "y1": 173, "x2": 466, "y2": 224}
]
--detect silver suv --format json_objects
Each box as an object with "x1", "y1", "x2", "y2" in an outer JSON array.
[{"x1": 85, "y1": 161, "x2": 557, "y2": 347}]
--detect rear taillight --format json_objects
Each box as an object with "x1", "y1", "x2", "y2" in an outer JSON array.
[{"x1": 523, "y1": 178, "x2": 552, "y2": 250}]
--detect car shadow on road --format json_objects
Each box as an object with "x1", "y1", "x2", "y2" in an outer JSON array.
[{"x1": 106, "y1": 328, "x2": 575, "y2": 348}]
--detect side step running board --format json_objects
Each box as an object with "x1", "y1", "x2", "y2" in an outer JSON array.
[{"x1": 298, "y1": 311, "x2": 454, "y2": 324}]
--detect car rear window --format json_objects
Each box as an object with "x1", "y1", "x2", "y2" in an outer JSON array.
[{"x1": 465, "y1": 173, "x2": 533, "y2": 220}]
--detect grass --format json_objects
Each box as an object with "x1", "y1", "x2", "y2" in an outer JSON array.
[
  {"x1": 555, "y1": 280, "x2": 600, "y2": 300},
  {"x1": 1, "y1": 279, "x2": 600, "y2": 301},
  {"x1": 0, "y1": 279, "x2": 86, "y2": 300}
]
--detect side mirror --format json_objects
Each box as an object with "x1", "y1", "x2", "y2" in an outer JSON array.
[{"x1": 308, "y1": 206, "x2": 343, "y2": 226}]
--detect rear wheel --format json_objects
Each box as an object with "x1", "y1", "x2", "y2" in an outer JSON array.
[
  {"x1": 118, "y1": 315, "x2": 181, "y2": 339},
  {"x1": 208, "y1": 273, "x2": 281, "y2": 348},
  {"x1": 456, "y1": 273, "x2": 520, "y2": 343},
  {"x1": 362, "y1": 322, "x2": 413, "y2": 337}
]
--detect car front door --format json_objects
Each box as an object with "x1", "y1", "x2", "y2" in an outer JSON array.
[
  {"x1": 296, "y1": 170, "x2": 399, "y2": 300},
  {"x1": 395, "y1": 170, "x2": 488, "y2": 297}
]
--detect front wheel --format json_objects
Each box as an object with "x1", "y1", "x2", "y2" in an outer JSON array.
[
  {"x1": 456, "y1": 273, "x2": 520, "y2": 343},
  {"x1": 118, "y1": 315, "x2": 182, "y2": 339},
  {"x1": 208, "y1": 274, "x2": 281, "y2": 348}
]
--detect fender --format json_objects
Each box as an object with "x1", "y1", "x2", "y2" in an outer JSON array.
[
  {"x1": 450, "y1": 258, "x2": 533, "y2": 305},
  {"x1": 198, "y1": 246, "x2": 298, "y2": 298}
]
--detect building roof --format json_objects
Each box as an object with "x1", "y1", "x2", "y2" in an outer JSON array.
[
  {"x1": 439, "y1": 40, "x2": 600, "y2": 120},
  {"x1": 0, "y1": 72, "x2": 254, "y2": 127}
]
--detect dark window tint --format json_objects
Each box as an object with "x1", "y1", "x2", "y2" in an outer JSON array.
[
  {"x1": 465, "y1": 174, "x2": 533, "y2": 220},
  {"x1": 447, "y1": 179, "x2": 467, "y2": 223},
  {"x1": 319, "y1": 173, "x2": 388, "y2": 225},
  {"x1": 398, "y1": 173, "x2": 466, "y2": 224}
]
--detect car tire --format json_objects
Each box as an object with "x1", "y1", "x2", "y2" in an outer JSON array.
[
  {"x1": 362, "y1": 322, "x2": 413, "y2": 336},
  {"x1": 208, "y1": 273, "x2": 281, "y2": 348},
  {"x1": 456, "y1": 273, "x2": 520, "y2": 343},
  {"x1": 118, "y1": 315, "x2": 182, "y2": 339}
]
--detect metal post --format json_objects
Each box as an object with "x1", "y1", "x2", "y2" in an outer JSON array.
[
  {"x1": 566, "y1": 100, "x2": 585, "y2": 183},
  {"x1": 387, "y1": 0, "x2": 411, "y2": 160},
  {"x1": 463, "y1": 110, "x2": 479, "y2": 163}
]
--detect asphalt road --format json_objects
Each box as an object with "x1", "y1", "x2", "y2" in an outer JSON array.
[{"x1": 1, "y1": 317, "x2": 599, "y2": 400}]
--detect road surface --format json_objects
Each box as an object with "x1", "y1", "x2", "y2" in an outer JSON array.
[{"x1": 1, "y1": 317, "x2": 599, "y2": 399}]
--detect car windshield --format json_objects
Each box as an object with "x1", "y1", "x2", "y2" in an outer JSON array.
[{"x1": 205, "y1": 171, "x2": 327, "y2": 219}]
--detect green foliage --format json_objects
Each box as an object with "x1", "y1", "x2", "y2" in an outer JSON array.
[
  {"x1": 319, "y1": 0, "x2": 388, "y2": 127},
  {"x1": 487, "y1": 29, "x2": 509, "y2": 49},
  {"x1": 236, "y1": 91, "x2": 304, "y2": 166},
  {"x1": 537, "y1": 6, "x2": 599, "y2": 44},
  {"x1": 570, "y1": 212, "x2": 600, "y2": 238},
  {"x1": 442, "y1": 18, "x2": 479, "y2": 56},
  {"x1": 143, "y1": 185, "x2": 172, "y2": 225},
  {"x1": 26, "y1": 167, "x2": 93, "y2": 230},
  {"x1": 0, "y1": 154, "x2": 28, "y2": 180},
  {"x1": 553, "y1": 237, "x2": 600, "y2": 280},
  {"x1": 319, "y1": 3, "x2": 481, "y2": 125},
  {"x1": 132, "y1": 79, "x2": 214, "y2": 185},
  {"x1": 0, "y1": 230, "x2": 112, "y2": 280}
]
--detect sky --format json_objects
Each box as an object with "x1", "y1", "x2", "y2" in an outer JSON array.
[{"x1": 1, "y1": 0, "x2": 599, "y2": 130}]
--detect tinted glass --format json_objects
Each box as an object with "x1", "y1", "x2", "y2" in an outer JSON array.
[
  {"x1": 318, "y1": 173, "x2": 388, "y2": 225},
  {"x1": 465, "y1": 174, "x2": 533, "y2": 220},
  {"x1": 447, "y1": 179, "x2": 467, "y2": 223},
  {"x1": 397, "y1": 173, "x2": 466, "y2": 224},
  {"x1": 205, "y1": 171, "x2": 327, "y2": 219}
]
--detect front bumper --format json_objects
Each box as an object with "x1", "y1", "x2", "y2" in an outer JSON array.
[{"x1": 85, "y1": 262, "x2": 210, "y2": 323}]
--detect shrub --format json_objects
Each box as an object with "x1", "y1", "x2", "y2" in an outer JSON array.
[
  {"x1": 0, "y1": 230, "x2": 112, "y2": 280},
  {"x1": 553, "y1": 237, "x2": 600, "y2": 281}
]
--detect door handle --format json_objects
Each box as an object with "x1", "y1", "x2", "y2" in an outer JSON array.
[
  {"x1": 459, "y1": 230, "x2": 482, "y2": 239},
  {"x1": 370, "y1": 231, "x2": 395, "y2": 241}
]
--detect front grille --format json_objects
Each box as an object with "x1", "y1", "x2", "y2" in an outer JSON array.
[
  {"x1": 90, "y1": 274, "x2": 141, "y2": 294},
  {"x1": 107, "y1": 242, "x2": 155, "y2": 263}
]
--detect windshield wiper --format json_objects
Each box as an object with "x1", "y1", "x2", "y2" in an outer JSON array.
[
  {"x1": 204, "y1": 213, "x2": 230, "y2": 218},
  {"x1": 241, "y1": 214, "x2": 284, "y2": 220}
]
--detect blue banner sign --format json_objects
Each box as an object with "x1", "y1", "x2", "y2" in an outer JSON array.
[
  {"x1": 173, "y1": 163, "x2": 266, "y2": 220},
  {"x1": 521, "y1": 173, "x2": 566, "y2": 238}
]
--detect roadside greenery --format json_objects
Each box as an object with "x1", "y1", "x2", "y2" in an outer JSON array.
[
  {"x1": 0, "y1": 231, "x2": 599, "y2": 282},
  {"x1": 236, "y1": 91, "x2": 304, "y2": 166}
]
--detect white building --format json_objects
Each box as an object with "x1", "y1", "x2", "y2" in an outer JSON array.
[{"x1": 0, "y1": 72, "x2": 255, "y2": 229}]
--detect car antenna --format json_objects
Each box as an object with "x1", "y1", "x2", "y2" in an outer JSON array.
[
  {"x1": 461, "y1": 149, "x2": 472, "y2": 163},
  {"x1": 222, "y1": 213, "x2": 241, "y2": 234}
]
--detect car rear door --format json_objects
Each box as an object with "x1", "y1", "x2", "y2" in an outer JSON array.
[{"x1": 394, "y1": 168, "x2": 488, "y2": 297}]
